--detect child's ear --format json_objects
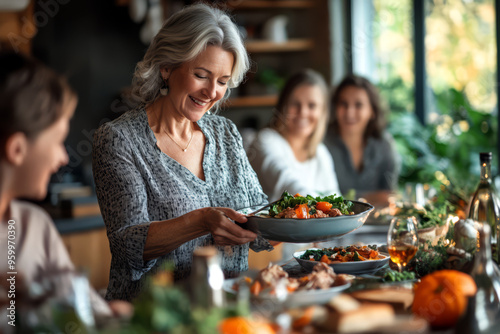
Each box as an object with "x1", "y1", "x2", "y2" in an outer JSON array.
[{"x1": 5, "y1": 133, "x2": 28, "y2": 166}]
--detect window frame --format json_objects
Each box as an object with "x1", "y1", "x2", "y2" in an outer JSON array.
[{"x1": 332, "y1": 0, "x2": 500, "y2": 163}]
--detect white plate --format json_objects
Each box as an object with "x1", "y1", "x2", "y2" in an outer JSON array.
[
  {"x1": 293, "y1": 249, "x2": 390, "y2": 274},
  {"x1": 223, "y1": 277, "x2": 351, "y2": 308},
  {"x1": 238, "y1": 200, "x2": 374, "y2": 243}
]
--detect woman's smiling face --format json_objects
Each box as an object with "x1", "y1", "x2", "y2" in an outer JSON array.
[
  {"x1": 283, "y1": 84, "x2": 325, "y2": 139},
  {"x1": 15, "y1": 96, "x2": 76, "y2": 200},
  {"x1": 335, "y1": 86, "x2": 374, "y2": 137},
  {"x1": 161, "y1": 45, "x2": 234, "y2": 121}
]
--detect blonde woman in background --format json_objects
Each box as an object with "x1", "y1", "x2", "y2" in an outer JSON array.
[
  {"x1": 248, "y1": 69, "x2": 341, "y2": 202},
  {"x1": 248, "y1": 69, "x2": 341, "y2": 264}
]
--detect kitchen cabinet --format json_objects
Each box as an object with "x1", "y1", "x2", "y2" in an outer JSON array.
[
  {"x1": 61, "y1": 227, "x2": 111, "y2": 291},
  {"x1": 0, "y1": 0, "x2": 35, "y2": 54}
]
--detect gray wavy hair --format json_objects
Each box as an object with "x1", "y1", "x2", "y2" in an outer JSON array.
[{"x1": 130, "y1": 3, "x2": 249, "y2": 113}]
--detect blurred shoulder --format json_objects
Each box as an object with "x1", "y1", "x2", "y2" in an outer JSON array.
[
  {"x1": 10, "y1": 200, "x2": 54, "y2": 229},
  {"x1": 316, "y1": 142, "x2": 333, "y2": 157},
  {"x1": 371, "y1": 131, "x2": 396, "y2": 150},
  {"x1": 253, "y1": 128, "x2": 287, "y2": 146}
]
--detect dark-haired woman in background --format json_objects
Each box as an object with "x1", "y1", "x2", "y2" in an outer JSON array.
[{"x1": 326, "y1": 74, "x2": 400, "y2": 208}]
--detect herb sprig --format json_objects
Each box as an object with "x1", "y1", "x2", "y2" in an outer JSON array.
[{"x1": 395, "y1": 201, "x2": 453, "y2": 228}]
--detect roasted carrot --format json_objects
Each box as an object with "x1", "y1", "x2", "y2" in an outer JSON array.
[
  {"x1": 320, "y1": 254, "x2": 330, "y2": 264},
  {"x1": 316, "y1": 201, "x2": 333, "y2": 212},
  {"x1": 250, "y1": 281, "x2": 262, "y2": 296},
  {"x1": 292, "y1": 306, "x2": 316, "y2": 329},
  {"x1": 369, "y1": 250, "x2": 379, "y2": 259},
  {"x1": 295, "y1": 203, "x2": 310, "y2": 219}
]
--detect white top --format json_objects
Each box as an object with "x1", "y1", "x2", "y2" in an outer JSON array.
[{"x1": 248, "y1": 128, "x2": 341, "y2": 201}]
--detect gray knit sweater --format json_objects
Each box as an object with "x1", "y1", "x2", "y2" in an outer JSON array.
[{"x1": 92, "y1": 109, "x2": 268, "y2": 301}]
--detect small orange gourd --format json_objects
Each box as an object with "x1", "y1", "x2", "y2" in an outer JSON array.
[
  {"x1": 412, "y1": 269, "x2": 477, "y2": 328},
  {"x1": 219, "y1": 316, "x2": 276, "y2": 334}
]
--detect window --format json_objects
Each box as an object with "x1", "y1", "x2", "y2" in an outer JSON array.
[
  {"x1": 346, "y1": 0, "x2": 498, "y2": 187},
  {"x1": 426, "y1": 0, "x2": 496, "y2": 113}
]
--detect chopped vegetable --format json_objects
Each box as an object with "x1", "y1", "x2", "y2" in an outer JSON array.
[
  {"x1": 381, "y1": 269, "x2": 416, "y2": 282},
  {"x1": 316, "y1": 201, "x2": 333, "y2": 212},
  {"x1": 300, "y1": 245, "x2": 382, "y2": 262},
  {"x1": 250, "y1": 281, "x2": 262, "y2": 296},
  {"x1": 269, "y1": 191, "x2": 354, "y2": 218},
  {"x1": 295, "y1": 203, "x2": 310, "y2": 219},
  {"x1": 320, "y1": 254, "x2": 330, "y2": 264}
]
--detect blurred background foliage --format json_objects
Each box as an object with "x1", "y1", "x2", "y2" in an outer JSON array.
[{"x1": 372, "y1": 0, "x2": 498, "y2": 195}]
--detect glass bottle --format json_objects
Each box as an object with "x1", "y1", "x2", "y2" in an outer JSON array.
[
  {"x1": 190, "y1": 246, "x2": 226, "y2": 309},
  {"x1": 457, "y1": 222, "x2": 500, "y2": 333},
  {"x1": 467, "y1": 152, "x2": 500, "y2": 263}
]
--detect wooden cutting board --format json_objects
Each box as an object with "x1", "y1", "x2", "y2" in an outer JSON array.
[{"x1": 350, "y1": 287, "x2": 414, "y2": 312}]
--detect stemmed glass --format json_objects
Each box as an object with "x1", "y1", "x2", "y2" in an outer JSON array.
[
  {"x1": 387, "y1": 216, "x2": 419, "y2": 272},
  {"x1": 18, "y1": 269, "x2": 95, "y2": 333}
]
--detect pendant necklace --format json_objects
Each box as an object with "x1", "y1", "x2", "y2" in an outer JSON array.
[
  {"x1": 163, "y1": 123, "x2": 194, "y2": 152},
  {"x1": 156, "y1": 110, "x2": 194, "y2": 152}
]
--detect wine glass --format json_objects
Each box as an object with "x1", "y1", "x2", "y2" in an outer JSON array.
[{"x1": 387, "y1": 216, "x2": 419, "y2": 272}]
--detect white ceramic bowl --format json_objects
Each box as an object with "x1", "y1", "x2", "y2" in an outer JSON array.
[{"x1": 223, "y1": 277, "x2": 351, "y2": 308}]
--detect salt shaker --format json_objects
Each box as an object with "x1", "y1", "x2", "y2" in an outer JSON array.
[{"x1": 190, "y1": 246, "x2": 225, "y2": 309}]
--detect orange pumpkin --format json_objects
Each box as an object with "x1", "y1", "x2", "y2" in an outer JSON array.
[
  {"x1": 429, "y1": 270, "x2": 477, "y2": 297},
  {"x1": 219, "y1": 316, "x2": 276, "y2": 334},
  {"x1": 412, "y1": 269, "x2": 477, "y2": 328}
]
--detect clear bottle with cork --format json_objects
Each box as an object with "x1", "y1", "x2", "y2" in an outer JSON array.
[{"x1": 467, "y1": 152, "x2": 500, "y2": 263}]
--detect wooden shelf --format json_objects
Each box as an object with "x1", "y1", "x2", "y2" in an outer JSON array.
[
  {"x1": 228, "y1": 0, "x2": 315, "y2": 9},
  {"x1": 225, "y1": 95, "x2": 278, "y2": 108},
  {"x1": 245, "y1": 38, "x2": 313, "y2": 53}
]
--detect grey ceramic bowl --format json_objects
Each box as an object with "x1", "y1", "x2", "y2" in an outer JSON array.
[
  {"x1": 241, "y1": 200, "x2": 374, "y2": 243},
  {"x1": 293, "y1": 249, "x2": 390, "y2": 274}
]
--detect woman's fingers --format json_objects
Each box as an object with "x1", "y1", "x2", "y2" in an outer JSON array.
[
  {"x1": 204, "y1": 208, "x2": 257, "y2": 244},
  {"x1": 214, "y1": 222, "x2": 257, "y2": 243},
  {"x1": 216, "y1": 207, "x2": 248, "y2": 223},
  {"x1": 213, "y1": 236, "x2": 238, "y2": 246}
]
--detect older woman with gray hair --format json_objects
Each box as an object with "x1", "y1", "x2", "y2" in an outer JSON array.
[{"x1": 92, "y1": 3, "x2": 270, "y2": 302}]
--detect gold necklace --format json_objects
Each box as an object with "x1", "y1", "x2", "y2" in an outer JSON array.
[
  {"x1": 154, "y1": 109, "x2": 194, "y2": 152},
  {"x1": 162, "y1": 123, "x2": 194, "y2": 152}
]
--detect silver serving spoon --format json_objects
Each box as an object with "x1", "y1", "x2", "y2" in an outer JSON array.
[{"x1": 247, "y1": 196, "x2": 284, "y2": 216}]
